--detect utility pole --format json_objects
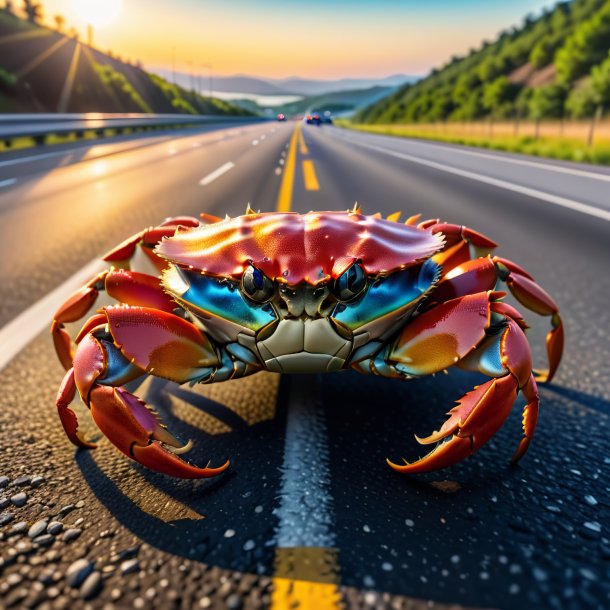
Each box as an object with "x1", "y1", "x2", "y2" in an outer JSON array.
[
  {"x1": 87, "y1": 24, "x2": 93, "y2": 47},
  {"x1": 171, "y1": 46, "x2": 176, "y2": 85},
  {"x1": 202, "y1": 63, "x2": 213, "y2": 97}
]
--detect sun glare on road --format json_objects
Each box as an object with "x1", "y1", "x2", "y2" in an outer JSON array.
[{"x1": 72, "y1": 0, "x2": 123, "y2": 28}]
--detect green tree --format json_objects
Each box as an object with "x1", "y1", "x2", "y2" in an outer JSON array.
[
  {"x1": 483, "y1": 76, "x2": 518, "y2": 116},
  {"x1": 22, "y1": 0, "x2": 42, "y2": 23},
  {"x1": 528, "y1": 84, "x2": 567, "y2": 119},
  {"x1": 565, "y1": 81, "x2": 598, "y2": 117},
  {"x1": 591, "y1": 51, "x2": 610, "y2": 107},
  {"x1": 53, "y1": 14, "x2": 65, "y2": 32},
  {"x1": 555, "y1": 3, "x2": 610, "y2": 83}
]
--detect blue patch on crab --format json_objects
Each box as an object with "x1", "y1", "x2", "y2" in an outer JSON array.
[
  {"x1": 168, "y1": 267, "x2": 277, "y2": 332},
  {"x1": 332, "y1": 258, "x2": 441, "y2": 331}
]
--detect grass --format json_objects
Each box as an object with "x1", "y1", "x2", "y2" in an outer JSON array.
[{"x1": 339, "y1": 120, "x2": 610, "y2": 166}]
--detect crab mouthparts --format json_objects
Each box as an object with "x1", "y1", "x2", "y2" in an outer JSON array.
[{"x1": 256, "y1": 318, "x2": 352, "y2": 373}]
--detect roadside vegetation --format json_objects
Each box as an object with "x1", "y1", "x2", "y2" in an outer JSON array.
[
  {"x1": 0, "y1": 1, "x2": 252, "y2": 116},
  {"x1": 352, "y1": 0, "x2": 610, "y2": 163}
]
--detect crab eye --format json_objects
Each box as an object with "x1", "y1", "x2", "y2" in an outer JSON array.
[
  {"x1": 242, "y1": 264, "x2": 274, "y2": 302},
  {"x1": 333, "y1": 263, "x2": 366, "y2": 301}
]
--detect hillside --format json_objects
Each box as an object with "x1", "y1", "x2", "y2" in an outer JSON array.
[
  {"x1": 0, "y1": 10, "x2": 251, "y2": 116},
  {"x1": 356, "y1": 0, "x2": 610, "y2": 124}
]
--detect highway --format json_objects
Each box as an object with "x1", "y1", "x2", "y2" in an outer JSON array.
[{"x1": 0, "y1": 119, "x2": 608, "y2": 610}]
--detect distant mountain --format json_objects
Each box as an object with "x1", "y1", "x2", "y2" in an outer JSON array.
[
  {"x1": 0, "y1": 10, "x2": 251, "y2": 115},
  {"x1": 153, "y1": 70, "x2": 418, "y2": 97},
  {"x1": 154, "y1": 70, "x2": 296, "y2": 96},
  {"x1": 269, "y1": 74, "x2": 418, "y2": 96},
  {"x1": 357, "y1": 0, "x2": 610, "y2": 124}
]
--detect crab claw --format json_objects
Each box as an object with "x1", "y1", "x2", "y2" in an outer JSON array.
[
  {"x1": 56, "y1": 368, "x2": 96, "y2": 449},
  {"x1": 89, "y1": 385, "x2": 229, "y2": 478},
  {"x1": 387, "y1": 375, "x2": 517, "y2": 474},
  {"x1": 534, "y1": 313, "x2": 564, "y2": 384}
]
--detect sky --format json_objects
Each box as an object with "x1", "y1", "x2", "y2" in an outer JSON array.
[{"x1": 38, "y1": 0, "x2": 559, "y2": 80}]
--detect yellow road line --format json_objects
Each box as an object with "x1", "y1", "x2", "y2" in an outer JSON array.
[
  {"x1": 298, "y1": 126, "x2": 309, "y2": 154},
  {"x1": 302, "y1": 159, "x2": 320, "y2": 191},
  {"x1": 276, "y1": 123, "x2": 300, "y2": 212},
  {"x1": 271, "y1": 547, "x2": 341, "y2": 610}
]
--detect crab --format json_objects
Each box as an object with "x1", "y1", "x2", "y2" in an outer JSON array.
[{"x1": 51, "y1": 207, "x2": 563, "y2": 479}]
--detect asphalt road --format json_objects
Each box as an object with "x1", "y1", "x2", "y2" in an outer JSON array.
[{"x1": 0, "y1": 120, "x2": 608, "y2": 610}]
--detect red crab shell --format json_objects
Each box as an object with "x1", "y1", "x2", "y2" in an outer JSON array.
[{"x1": 155, "y1": 211, "x2": 444, "y2": 284}]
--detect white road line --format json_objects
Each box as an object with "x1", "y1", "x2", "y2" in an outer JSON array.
[
  {"x1": 0, "y1": 178, "x2": 17, "y2": 188},
  {"x1": 337, "y1": 130, "x2": 610, "y2": 183},
  {"x1": 274, "y1": 375, "x2": 335, "y2": 548},
  {"x1": 199, "y1": 161, "x2": 235, "y2": 186},
  {"x1": 348, "y1": 138, "x2": 610, "y2": 223},
  {"x1": 0, "y1": 258, "x2": 106, "y2": 372}
]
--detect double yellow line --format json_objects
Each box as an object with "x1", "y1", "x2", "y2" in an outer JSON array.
[{"x1": 276, "y1": 123, "x2": 320, "y2": 213}]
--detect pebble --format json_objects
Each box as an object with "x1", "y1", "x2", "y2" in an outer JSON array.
[
  {"x1": 13, "y1": 475, "x2": 31, "y2": 487},
  {"x1": 80, "y1": 571, "x2": 102, "y2": 600},
  {"x1": 0, "y1": 497, "x2": 9, "y2": 509},
  {"x1": 405, "y1": 519, "x2": 415, "y2": 527},
  {"x1": 381, "y1": 562, "x2": 393, "y2": 571},
  {"x1": 62, "y1": 528, "x2": 82, "y2": 542},
  {"x1": 66, "y1": 559, "x2": 94, "y2": 587},
  {"x1": 226, "y1": 594, "x2": 243, "y2": 610},
  {"x1": 10, "y1": 493, "x2": 27, "y2": 507},
  {"x1": 0, "y1": 476, "x2": 9, "y2": 488},
  {"x1": 0, "y1": 512, "x2": 15, "y2": 526},
  {"x1": 545, "y1": 505, "x2": 561, "y2": 513},
  {"x1": 9, "y1": 521, "x2": 27, "y2": 536},
  {"x1": 243, "y1": 540, "x2": 255, "y2": 551},
  {"x1": 58, "y1": 504, "x2": 75, "y2": 517},
  {"x1": 30, "y1": 476, "x2": 44, "y2": 487},
  {"x1": 224, "y1": 529, "x2": 236, "y2": 538},
  {"x1": 33, "y1": 534, "x2": 54, "y2": 546},
  {"x1": 75, "y1": 500, "x2": 85, "y2": 508},
  {"x1": 47, "y1": 521, "x2": 63, "y2": 535},
  {"x1": 583, "y1": 521, "x2": 601, "y2": 533},
  {"x1": 28, "y1": 519, "x2": 48, "y2": 538},
  {"x1": 120, "y1": 558, "x2": 140, "y2": 575},
  {"x1": 584, "y1": 495, "x2": 598, "y2": 506}
]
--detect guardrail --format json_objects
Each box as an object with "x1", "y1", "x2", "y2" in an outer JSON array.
[{"x1": 0, "y1": 113, "x2": 267, "y2": 147}]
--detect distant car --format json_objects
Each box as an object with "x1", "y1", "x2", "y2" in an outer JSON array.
[
  {"x1": 276, "y1": 113, "x2": 286, "y2": 121},
  {"x1": 306, "y1": 113, "x2": 322, "y2": 125},
  {"x1": 322, "y1": 115, "x2": 333, "y2": 124}
]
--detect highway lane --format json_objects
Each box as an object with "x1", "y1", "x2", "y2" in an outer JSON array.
[{"x1": 0, "y1": 121, "x2": 608, "y2": 610}]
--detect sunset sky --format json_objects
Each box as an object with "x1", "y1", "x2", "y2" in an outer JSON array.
[{"x1": 38, "y1": 0, "x2": 558, "y2": 80}]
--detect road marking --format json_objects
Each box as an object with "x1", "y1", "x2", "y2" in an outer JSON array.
[
  {"x1": 0, "y1": 258, "x2": 106, "y2": 373},
  {"x1": 302, "y1": 160, "x2": 320, "y2": 191},
  {"x1": 271, "y1": 375, "x2": 341, "y2": 610},
  {"x1": 338, "y1": 129, "x2": 610, "y2": 183},
  {"x1": 347, "y1": 138, "x2": 610, "y2": 222},
  {"x1": 298, "y1": 127, "x2": 309, "y2": 155},
  {"x1": 199, "y1": 161, "x2": 235, "y2": 186},
  {"x1": 0, "y1": 178, "x2": 17, "y2": 188},
  {"x1": 276, "y1": 124, "x2": 300, "y2": 212}
]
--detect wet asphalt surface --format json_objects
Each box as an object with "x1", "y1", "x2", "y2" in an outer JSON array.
[{"x1": 0, "y1": 121, "x2": 609, "y2": 609}]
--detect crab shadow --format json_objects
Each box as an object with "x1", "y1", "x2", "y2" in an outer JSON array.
[{"x1": 75, "y1": 369, "x2": 610, "y2": 593}]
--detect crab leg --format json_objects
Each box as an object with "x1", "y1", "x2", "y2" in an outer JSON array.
[
  {"x1": 51, "y1": 268, "x2": 177, "y2": 370},
  {"x1": 52, "y1": 217, "x2": 200, "y2": 370},
  {"x1": 494, "y1": 257, "x2": 563, "y2": 383},
  {"x1": 376, "y1": 291, "x2": 538, "y2": 474},
  {"x1": 59, "y1": 307, "x2": 228, "y2": 479}
]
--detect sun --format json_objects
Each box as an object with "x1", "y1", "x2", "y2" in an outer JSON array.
[{"x1": 72, "y1": 0, "x2": 123, "y2": 29}]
